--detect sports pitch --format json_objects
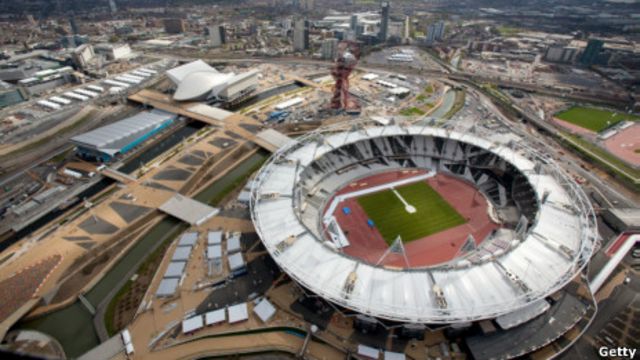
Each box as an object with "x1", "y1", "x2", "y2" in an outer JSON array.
[
  {"x1": 555, "y1": 106, "x2": 640, "y2": 133},
  {"x1": 356, "y1": 181, "x2": 466, "y2": 245}
]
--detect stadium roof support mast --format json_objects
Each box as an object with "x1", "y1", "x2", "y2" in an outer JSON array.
[
  {"x1": 376, "y1": 236, "x2": 411, "y2": 268},
  {"x1": 330, "y1": 41, "x2": 361, "y2": 113}
]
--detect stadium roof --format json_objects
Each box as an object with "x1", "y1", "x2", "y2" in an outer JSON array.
[
  {"x1": 250, "y1": 123, "x2": 597, "y2": 323},
  {"x1": 70, "y1": 110, "x2": 175, "y2": 156}
]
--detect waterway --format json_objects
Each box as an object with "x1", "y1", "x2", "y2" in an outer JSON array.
[
  {"x1": 117, "y1": 122, "x2": 204, "y2": 175},
  {"x1": 430, "y1": 89, "x2": 457, "y2": 119},
  {"x1": 15, "y1": 151, "x2": 269, "y2": 358}
]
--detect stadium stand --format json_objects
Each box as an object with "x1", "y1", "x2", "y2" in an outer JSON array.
[{"x1": 251, "y1": 123, "x2": 597, "y2": 323}]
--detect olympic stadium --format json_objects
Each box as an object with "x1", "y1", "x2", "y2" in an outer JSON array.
[{"x1": 250, "y1": 119, "x2": 598, "y2": 326}]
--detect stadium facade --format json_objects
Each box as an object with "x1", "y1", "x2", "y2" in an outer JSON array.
[{"x1": 250, "y1": 121, "x2": 597, "y2": 326}]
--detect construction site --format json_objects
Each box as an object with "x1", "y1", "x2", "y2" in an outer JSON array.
[{"x1": 0, "y1": 42, "x2": 637, "y2": 360}]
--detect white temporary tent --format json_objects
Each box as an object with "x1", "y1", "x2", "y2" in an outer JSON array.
[
  {"x1": 227, "y1": 303, "x2": 249, "y2": 324},
  {"x1": 253, "y1": 298, "x2": 276, "y2": 323}
]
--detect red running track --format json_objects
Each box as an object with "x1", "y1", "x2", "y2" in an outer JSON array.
[
  {"x1": 327, "y1": 171, "x2": 499, "y2": 268},
  {"x1": 603, "y1": 124, "x2": 640, "y2": 167}
]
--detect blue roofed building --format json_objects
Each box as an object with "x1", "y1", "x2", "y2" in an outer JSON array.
[{"x1": 70, "y1": 109, "x2": 177, "y2": 162}]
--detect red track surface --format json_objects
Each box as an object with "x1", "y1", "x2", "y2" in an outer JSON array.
[
  {"x1": 605, "y1": 232, "x2": 634, "y2": 257},
  {"x1": 327, "y1": 171, "x2": 498, "y2": 268},
  {"x1": 552, "y1": 117, "x2": 595, "y2": 137},
  {"x1": 603, "y1": 124, "x2": 640, "y2": 167}
]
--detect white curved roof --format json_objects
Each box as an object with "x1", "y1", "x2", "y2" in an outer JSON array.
[
  {"x1": 173, "y1": 71, "x2": 235, "y2": 101},
  {"x1": 250, "y1": 123, "x2": 597, "y2": 323},
  {"x1": 167, "y1": 60, "x2": 258, "y2": 102},
  {"x1": 166, "y1": 59, "x2": 218, "y2": 83}
]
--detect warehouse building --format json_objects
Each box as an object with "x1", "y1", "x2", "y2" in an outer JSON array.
[{"x1": 70, "y1": 110, "x2": 177, "y2": 162}]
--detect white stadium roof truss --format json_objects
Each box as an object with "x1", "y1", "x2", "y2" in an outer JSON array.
[{"x1": 250, "y1": 120, "x2": 597, "y2": 324}]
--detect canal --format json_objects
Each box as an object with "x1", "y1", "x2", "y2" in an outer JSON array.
[
  {"x1": 430, "y1": 89, "x2": 457, "y2": 119},
  {"x1": 117, "y1": 122, "x2": 204, "y2": 175},
  {"x1": 15, "y1": 151, "x2": 269, "y2": 358}
]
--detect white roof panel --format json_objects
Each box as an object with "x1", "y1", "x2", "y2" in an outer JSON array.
[
  {"x1": 357, "y1": 344, "x2": 379, "y2": 359},
  {"x1": 228, "y1": 252, "x2": 245, "y2": 271},
  {"x1": 182, "y1": 315, "x2": 204, "y2": 333},
  {"x1": 178, "y1": 232, "x2": 198, "y2": 247},
  {"x1": 171, "y1": 247, "x2": 192, "y2": 262},
  {"x1": 164, "y1": 261, "x2": 186, "y2": 278},
  {"x1": 253, "y1": 298, "x2": 276, "y2": 323},
  {"x1": 156, "y1": 278, "x2": 179, "y2": 297},
  {"x1": 208, "y1": 231, "x2": 223, "y2": 245},
  {"x1": 207, "y1": 245, "x2": 222, "y2": 259},
  {"x1": 226, "y1": 233, "x2": 241, "y2": 253},
  {"x1": 205, "y1": 308, "x2": 226, "y2": 325},
  {"x1": 227, "y1": 303, "x2": 249, "y2": 323},
  {"x1": 384, "y1": 351, "x2": 406, "y2": 360}
]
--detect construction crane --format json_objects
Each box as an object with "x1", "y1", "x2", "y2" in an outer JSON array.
[{"x1": 330, "y1": 40, "x2": 361, "y2": 114}]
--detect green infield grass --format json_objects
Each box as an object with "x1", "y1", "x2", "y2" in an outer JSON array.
[
  {"x1": 356, "y1": 181, "x2": 466, "y2": 245},
  {"x1": 555, "y1": 106, "x2": 640, "y2": 133}
]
